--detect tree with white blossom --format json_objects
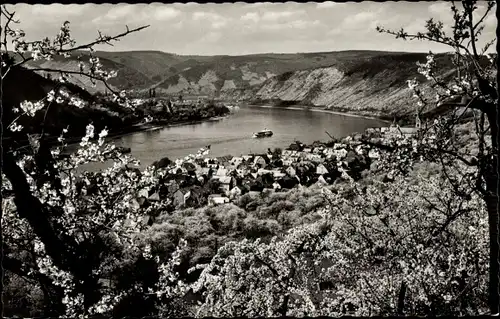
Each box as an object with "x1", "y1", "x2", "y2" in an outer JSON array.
[
  {"x1": 376, "y1": 0, "x2": 498, "y2": 313},
  {"x1": 187, "y1": 1, "x2": 497, "y2": 316},
  {"x1": 1, "y1": 1, "x2": 497, "y2": 317},
  {"x1": 191, "y1": 163, "x2": 488, "y2": 316},
  {"x1": 1, "y1": 4, "x2": 194, "y2": 317}
]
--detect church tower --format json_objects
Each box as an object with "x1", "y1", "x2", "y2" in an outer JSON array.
[{"x1": 415, "y1": 112, "x2": 421, "y2": 130}]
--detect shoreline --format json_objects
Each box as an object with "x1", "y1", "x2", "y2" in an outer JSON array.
[
  {"x1": 61, "y1": 114, "x2": 230, "y2": 149},
  {"x1": 58, "y1": 105, "x2": 391, "y2": 162},
  {"x1": 245, "y1": 104, "x2": 392, "y2": 124},
  {"x1": 63, "y1": 105, "x2": 388, "y2": 148},
  {"x1": 107, "y1": 115, "x2": 230, "y2": 139}
]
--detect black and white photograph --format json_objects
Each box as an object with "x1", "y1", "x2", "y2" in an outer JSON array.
[{"x1": 1, "y1": 1, "x2": 498, "y2": 317}]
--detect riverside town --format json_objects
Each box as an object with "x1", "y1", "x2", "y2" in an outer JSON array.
[{"x1": 1, "y1": 1, "x2": 498, "y2": 318}]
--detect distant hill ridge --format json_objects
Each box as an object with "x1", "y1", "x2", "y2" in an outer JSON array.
[{"x1": 21, "y1": 49, "x2": 462, "y2": 119}]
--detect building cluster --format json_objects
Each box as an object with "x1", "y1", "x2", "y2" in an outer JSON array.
[{"x1": 137, "y1": 134, "x2": 388, "y2": 211}]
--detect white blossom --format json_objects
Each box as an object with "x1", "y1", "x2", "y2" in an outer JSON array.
[
  {"x1": 9, "y1": 122, "x2": 23, "y2": 132},
  {"x1": 20, "y1": 100, "x2": 45, "y2": 117}
]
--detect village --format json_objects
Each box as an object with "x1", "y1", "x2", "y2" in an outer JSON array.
[{"x1": 133, "y1": 122, "x2": 421, "y2": 214}]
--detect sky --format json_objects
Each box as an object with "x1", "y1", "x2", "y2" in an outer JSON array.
[{"x1": 6, "y1": 1, "x2": 498, "y2": 56}]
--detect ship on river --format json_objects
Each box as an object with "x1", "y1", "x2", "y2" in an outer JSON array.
[{"x1": 252, "y1": 128, "x2": 273, "y2": 138}]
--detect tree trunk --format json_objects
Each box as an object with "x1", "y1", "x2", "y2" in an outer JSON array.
[
  {"x1": 397, "y1": 281, "x2": 406, "y2": 315},
  {"x1": 2, "y1": 151, "x2": 78, "y2": 270},
  {"x1": 2, "y1": 151, "x2": 102, "y2": 314},
  {"x1": 485, "y1": 107, "x2": 499, "y2": 314},
  {"x1": 485, "y1": 187, "x2": 499, "y2": 314}
]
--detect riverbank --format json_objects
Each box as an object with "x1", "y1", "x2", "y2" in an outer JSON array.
[
  {"x1": 246, "y1": 104, "x2": 393, "y2": 124},
  {"x1": 61, "y1": 114, "x2": 231, "y2": 149},
  {"x1": 57, "y1": 104, "x2": 388, "y2": 150},
  {"x1": 65, "y1": 104, "x2": 387, "y2": 169}
]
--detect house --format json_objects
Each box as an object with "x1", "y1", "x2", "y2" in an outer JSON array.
[
  {"x1": 317, "y1": 175, "x2": 329, "y2": 186},
  {"x1": 272, "y1": 170, "x2": 286, "y2": 179},
  {"x1": 398, "y1": 127, "x2": 418, "y2": 136},
  {"x1": 343, "y1": 136, "x2": 353, "y2": 143},
  {"x1": 229, "y1": 186, "x2": 243, "y2": 199},
  {"x1": 197, "y1": 175, "x2": 205, "y2": 184},
  {"x1": 253, "y1": 156, "x2": 267, "y2": 168},
  {"x1": 216, "y1": 167, "x2": 228, "y2": 177},
  {"x1": 173, "y1": 189, "x2": 191, "y2": 207},
  {"x1": 282, "y1": 159, "x2": 293, "y2": 166},
  {"x1": 365, "y1": 127, "x2": 379, "y2": 135},
  {"x1": 208, "y1": 194, "x2": 230, "y2": 206},
  {"x1": 286, "y1": 166, "x2": 297, "y2": 177},
  {"x1": 227, "y1": 169, "x2": 240, "y2": 178},
  {"x1": 303, "y1": 148, "x2": 312, "y2": 153},
  {"x1": 262, "y1": 188, "x2": 275, "y2": 194},
  {"x1": 218, "y1": 155, "x2": 233, "y2": 167},
  {"x1": 153, "y1": 156, "x2": 173, "y2": 169},
  {"x1": 195, "y1": 158, "x2": 206, "y2": 166},
  {"x1": 218, "y1": 176, "x2": 234, "y2": 194},
  {"x1": 355, "y1": 145, "x2": 365, "y2": 155},
  {"x1": 306, "y1": 154, "x2": 323, "y2": 162},
  {"x1": 230, "y1": 157, "x2": 244, "y2": 167},
  {"x1": 237, "y1": 161, "x2": 250, "y2": 170},
  {"x1": 288, "y1": 142, "x2": 303, "y2": 151},
  {"x1": 242, "y1": 155, "x2": 253, "y2": 162},
  {"x1": 182, "y1": 162, "x2": 197, "y2": 174},
  {"x1": 236, "y1": 168, "x2": 248, "y2": 177},
  {"x1": 316, "y1": 164, "x2": 329, "y2": 175},
  {"x1": 218, "y1": 155, "x2": 233, "y2": 162},
  {"x1": 248, "y1": 191, "x2": 261, "y2": 197},
  {"x1": 257, "y1": 168, "x2": 272, "y2": 176},
  {"x1": 148, "y1": 192, "x2": 160, "y2": 201},
  {"x1": 272, "y1": 182, "x2": 282, "y2": 190},
  {"x1": 333, "y1": 149, "x2": 348, "y2": 160},
  {"x1": 174, "y1": 167, "x2": 184, "y2": 175},
  {"x1": 137, "y1": 188, "x2": 149, "y2": 199},
  {"x1": 323, "y1": 149, "x2": 335, "y2": 157},
  {"x1": 368, "y1": 149, "x2": 380, "y2": 159},
  {"x1": 130, "y1": 198, "x2": 141, "y2": 210},
  {"x1": 353, "y1": 133, "x2": 363, "y2": 141},
  {"x1": 200, "y1": 167, "x2": 212, "y2": 176},
  {"x1": 282, "y1": 150, "x2": 293, "y2": 157}
]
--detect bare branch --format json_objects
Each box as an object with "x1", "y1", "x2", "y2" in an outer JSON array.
[
  {"x1": 1, "y1": 6, "x2": 16, "y2": 52},
  {"x1": 472, "y1": 0, "x2": 495, "y2": 31},
  {"x1": 27, "y1": 67, "x2": 121, "y2": 98},
  {"x1": 463, "y1": 1, "x2": 482, "y2": 65},
  {"x1": 59, "y1": 24, "x2": 149, "y2": 53}
]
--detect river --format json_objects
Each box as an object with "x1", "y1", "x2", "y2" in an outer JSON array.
[{"x1": 78, "y1": 105, "x2": 386, "y2": 170}]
